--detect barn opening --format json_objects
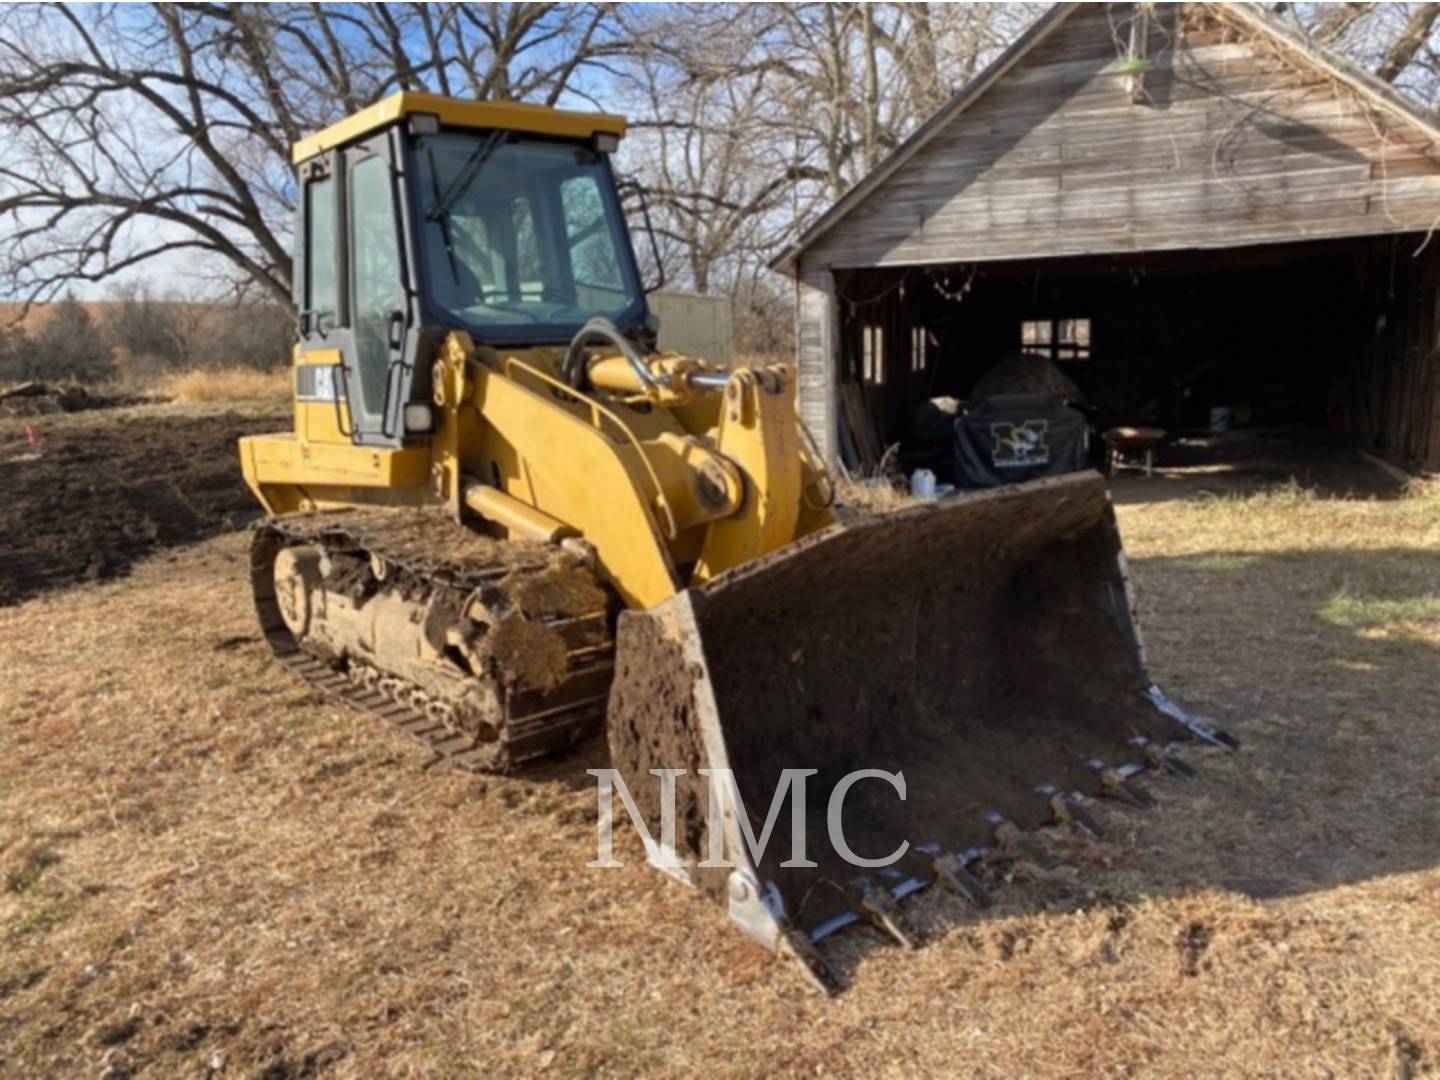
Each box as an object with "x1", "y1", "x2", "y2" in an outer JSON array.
[{"x1": 832, "y1": 234, "x2": 1440, "y2": 480}]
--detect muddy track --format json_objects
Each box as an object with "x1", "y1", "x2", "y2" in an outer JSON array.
[{"x1": 251, "y1": 508, "x2": 616, "y2": 771}]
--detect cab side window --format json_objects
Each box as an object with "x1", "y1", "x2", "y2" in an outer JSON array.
[
  {"x1": 303, "y1": 175, "x2": 338, "y2": 333},
  {"x1": 560, "y1": 175, "x2": 625, "y2": 310},
  {"x1": 347, "y1": 153, "x2": 404, "y2": 424}
]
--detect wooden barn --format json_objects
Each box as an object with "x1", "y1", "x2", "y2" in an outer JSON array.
[{"x1": 771, "y1": 2, "x2": 1440, "y2": 477}]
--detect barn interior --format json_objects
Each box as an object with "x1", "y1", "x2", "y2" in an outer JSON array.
[{"x1": 833, "y1": 233, "x2": 1440, "y2": 481}]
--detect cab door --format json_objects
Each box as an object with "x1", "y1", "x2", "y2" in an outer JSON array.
[
  {"x1": 293, "y1": 134, "x2": 412, "y2": 446},
  {"x1": 342, "y1": 135, "x2": 411, "y2": 443}
]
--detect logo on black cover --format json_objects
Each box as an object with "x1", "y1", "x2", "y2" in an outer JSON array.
[{"x1": 989, "y1": 420, "x2": 1050, "y2": 468}]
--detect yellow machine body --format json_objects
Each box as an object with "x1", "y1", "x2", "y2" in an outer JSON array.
[{"x1": 241, "y1": 336, "x2": 831, "y2": 610}]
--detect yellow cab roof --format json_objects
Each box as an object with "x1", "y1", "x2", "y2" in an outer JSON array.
[{"x1": 291, "y1": 91, "x2": 627, "y2": 165}]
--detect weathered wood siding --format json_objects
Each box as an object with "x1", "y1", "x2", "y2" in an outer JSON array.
[
  {"x1": 1349, "y1": 239, "x2": 1440, "y2": 471},
  {"x1": 794, "y1": 273, "x2": 837, "y2": 463},
  {"x1": 796, "y1": 4, "x2": 1440, "y2": 272}
]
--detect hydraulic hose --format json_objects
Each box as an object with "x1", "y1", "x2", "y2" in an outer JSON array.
[{"x1": 561, "y1": 317, "x2": 661, "y2": 391}]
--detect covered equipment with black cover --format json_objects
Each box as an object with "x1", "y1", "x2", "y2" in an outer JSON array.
[{"x1": 954, "y1": 393, "x2": 1089, "y2": 488}]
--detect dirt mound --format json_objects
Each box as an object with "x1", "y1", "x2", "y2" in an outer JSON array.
[
  {"x1": 0, "y1": 381, "x2": 156, "y2": 417},
  {"x1": 0, "y1": 407, "x2": 283, "y2": 604}
]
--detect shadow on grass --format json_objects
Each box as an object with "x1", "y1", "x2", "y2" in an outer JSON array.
[
  {"x1": 1119, "y1": 545, "x2": 1440, "y2": 901},
  {"x1": 1110, "y1": 431, "x2": 1409, "y2": 507}
]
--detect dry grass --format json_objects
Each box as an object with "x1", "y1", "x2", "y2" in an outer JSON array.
[
  {"x1": 159, "y1": 366, "x2": 290, "y2": 403},
  {"x1": 834, "y1": 475, "x2": 917, "y2": 515},
  {"x1": 1, "y1": 461, "x2": 1438, "y2": 1076}
]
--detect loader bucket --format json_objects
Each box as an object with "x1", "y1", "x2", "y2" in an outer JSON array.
[{"x1": 606, "y1": 471, "x2": 1223, "y2": 976}]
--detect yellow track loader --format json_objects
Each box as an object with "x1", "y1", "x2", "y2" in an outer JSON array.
[{"x1": 240, "y1": 92, "x2": 1232, "y2": 991}]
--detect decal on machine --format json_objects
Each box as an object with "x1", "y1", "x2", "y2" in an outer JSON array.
[{"x1": 296, "y1": 364, "x2": 342, "y2": 403}]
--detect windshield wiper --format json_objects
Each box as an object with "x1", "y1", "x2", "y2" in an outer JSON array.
[
  {"x1": 426, "y1": 148, "x2": 464, "y2": 288},
  {"x1": 426, "y1": 130, "x2": 506, "y2": 223}
]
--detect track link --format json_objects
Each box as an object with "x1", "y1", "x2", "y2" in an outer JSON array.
[{"x1": 251, "y1": 508, "x2": 615, "y2": 772}]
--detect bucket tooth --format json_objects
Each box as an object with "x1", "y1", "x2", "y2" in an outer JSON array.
[
  {"x1": 986, "y1": 812, "x2": 1058, "y2": 869},
  {"x1": 1065, "y1": 799, "x2": 1105, "y2": 839},
  {"x1": 1147, "y1": 687, "x2": 1239, "y2": 750},
  {"x1": 1199, "y1": 723, "x2": 1241, "y2": 752},
  {"x1": 780, "y1": 928, "x2": 842, "y2": 997},
  {"x1": 1164, "y1": 752, "x2": 1197, "y2": 779},
  {"x1": 932, "y1": 852, "x2": 994, "y2": 910},
  {"x1": 1040, "y1": 785, "x2": 1104, "y2": 838},
  {"x1": 854, "y1": 881, "x2": 921, "y2": 949},
  {"x1": 1094, "y1": 763, "x2": 1157, "y2": 809},
  {"x1": 1138, "y1": 739, "x2": 1197, "y2": 779}
]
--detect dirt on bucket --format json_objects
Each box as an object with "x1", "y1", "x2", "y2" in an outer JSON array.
[{"x1": 608, "y1": 473, "x2": 1184, "y2": 934}]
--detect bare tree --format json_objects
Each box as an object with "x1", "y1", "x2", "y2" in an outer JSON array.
[
  {"x1": 29, "y1": 292, "x2": 113, "y2": 380},
  {"x1": 1289, "y1": 1, "x2": 1440, "y2": 100},
  {"x1": 104, "y1": 283, "x2": 194, "y2": 372},
  {"x1": 0, "y1": 3, "x2": 625, "y2": 309},
  {"x1": 616, "y1": 10, "x2": 826, "y2": 294},
  {"x1": 615, "y1": 3, "x2": 1040, "y2": 351},
  {"x1": 1375, "y1": 2, "x2": 1440, "y2": 82},
  {"x1": 5, "y1": 0, "x2": 1440, "y2": 360}
]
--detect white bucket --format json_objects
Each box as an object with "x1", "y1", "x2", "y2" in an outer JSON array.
[{"x1": 910, "y1": 468, "x2": 938, "y2": 499}]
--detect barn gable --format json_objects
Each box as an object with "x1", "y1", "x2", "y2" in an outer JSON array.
[{"x1": 778, "y1": 2, "x2": 1440, "y2": 275}]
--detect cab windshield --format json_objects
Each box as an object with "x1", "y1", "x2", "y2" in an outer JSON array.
[{"x1": 414, "y1": 132, "x2": 645, "y2": 342}]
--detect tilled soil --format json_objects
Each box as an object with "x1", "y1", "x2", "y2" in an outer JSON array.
[
  {"x1": 0, "y1": 381, "x2": 155, "y2": 417},
  {"x1": 0, "y1": 404, "x2": 285, "y2": 605}
]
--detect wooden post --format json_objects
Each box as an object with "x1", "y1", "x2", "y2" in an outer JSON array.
[{"x1": 795, "y1": 265, "x2": 840, "y2": 467}]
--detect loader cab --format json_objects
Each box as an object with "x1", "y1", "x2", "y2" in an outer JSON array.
[{"x1": 292, "y1": 93, "x2": 646, "y2": 448}]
